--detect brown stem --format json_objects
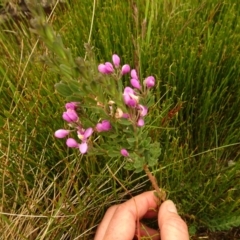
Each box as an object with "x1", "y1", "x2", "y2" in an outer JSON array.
[{"x1": 143, "y1": 164, "x2": 166, "y2": 203}]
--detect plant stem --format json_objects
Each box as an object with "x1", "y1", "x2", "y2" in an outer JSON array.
[{"x1": 143, "y1": 164, "x2": 166, "y2": 202}]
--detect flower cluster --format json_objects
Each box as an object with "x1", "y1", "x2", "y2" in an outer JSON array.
[
  {"x1": 98, "y1": 54, "x2": 156, "y2": 158},
  {"x1": 98, "y1": 54, "x2": 155, "y2": 128},
  {"x1": 55, "y1": 54, "x2": 155, "y2": 157},
  {"x1": 55, "y1": 102, "x2": 111, "y2": 154},
  {"x1": 98, "y1": 54, "x2": 131, "y2": 75}
]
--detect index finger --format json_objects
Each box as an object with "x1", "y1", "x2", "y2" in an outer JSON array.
[{"x1": 101, "y1": 191, "x2": 159, "y2": 240}]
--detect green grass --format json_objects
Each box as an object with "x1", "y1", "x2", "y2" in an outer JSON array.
[{"x1": 0, "y1": 0, "x2": 240, "y2": 239}]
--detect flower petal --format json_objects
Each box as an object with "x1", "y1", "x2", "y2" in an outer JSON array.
[
  {"x1": 79, "y1": 142, "x2": 88, "y2": 154},
  {"x1": 54, "y1": 129, "x2": 70, "y2": 138},
  {"x1": 66, "y1": 138, "x2": 79, "y2": 148},
  {"x1": 84, "y1": 127, "x2": 93, "y2": 139},
  {"x1": 137, "y1": 118, "x2": 145, "y2": 127}
]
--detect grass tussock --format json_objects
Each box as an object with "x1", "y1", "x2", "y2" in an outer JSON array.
[{"x1": 0, "y1": 0, "x2": 240, "y2": 239}]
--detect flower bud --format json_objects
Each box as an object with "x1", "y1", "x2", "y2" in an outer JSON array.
[
  {"x1": 98, "y1": 63, "x2": 114, "y2": 74},
  {"x1": 137, "y1": 118, "x2": 145, "y2": 127},
  {"x1": 131, "y1": 69, "x2": 138, "y2": 79},
  {"x1": 96, "y1": 120, "x2": 111, "y2": 132},
  {"x1": 112, "y1": 54, "x2": 120, "y2": 68},
  {"x1": 130, "y1": 78, "x2": 141, "y2": 90},
  {"x1": 54, "y1": 129, "x2": 70, "y2": 138},
  {"x1": 105, "y1": 62, "x2": 114, "y2": 73},
  {"x1": 66, "y1": 138, "x2": 79, "y2": 148},
  {"x1": 120, "y1": 149, "x2": 129, "y2": 157},
  {"x1": 62, "y1": 109, "x2": 78, "y2": 122},
  {"x1": 98, "y1": 64, "x2": 107, "y2": 74},
  {"x1": 144, "y1": 76, "x2": 155, "y2": 88},
  {"x1": 121, "y1": 64, "x2": 130, "y2": 75},
  {"x1": 65, "y1": 102, "x2": 78, "y2": 110}
]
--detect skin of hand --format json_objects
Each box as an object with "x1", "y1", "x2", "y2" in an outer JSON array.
[{"x1": 94, "y1": 191, "x2": 189, "y2": 240}]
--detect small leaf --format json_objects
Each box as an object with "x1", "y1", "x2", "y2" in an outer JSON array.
[
  {"x1": 126, "y1": 138, "x2": 136, "y2": 143},
  {"x1": 118, "y1": 118, "x2": 132, "y2": 126},
  {"x1": 59, "y1": 64, "x2": 74, "y2": 79},
  {"x1": 55, "y1": 82, "x2": 73, "y2": 97}
]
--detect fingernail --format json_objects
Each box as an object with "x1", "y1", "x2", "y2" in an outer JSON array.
[{"x1": 167, "y1": 200, "x2": 178, "y2": 213}]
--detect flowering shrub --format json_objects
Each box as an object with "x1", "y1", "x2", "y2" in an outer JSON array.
[{"x1": 54, "y1": 54, "x2": 161, "y2": 174}]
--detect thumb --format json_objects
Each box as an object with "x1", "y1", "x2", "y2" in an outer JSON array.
[{"x1": 158, "y1": 200, "x2": 189, "y2": 240}]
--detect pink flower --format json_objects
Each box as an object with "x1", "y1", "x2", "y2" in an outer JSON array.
[
  {"x1": 54, "y1": 129, "x2": 70, "y2": 138},
  {"x1": 121, "y1": 64, "x2": 130, "y2": 75},
  {"x1": 137, "y1": 118, "x2": 145, "y2": 127},
  {"x1": 78, "y1": 127, "x2": 93, "y2": 141},
  {"x1": 112, "y1": 54, "x2": 120, "y2": 68},
  {"x1": 122, "y1": 113, "x2": 130, "y2": 119},
  {"x1": 130, "y1": 78, "x2": 141, "y2": 90},
  {"x1": 144, "y1": 76, "x2": 155, "y2": 88},
  {"x1": 123, "y1": 87, "x2": 139, "y2": 107},
  {"x1": 96, "y1": 120, "x2": 111, "y2": 132},
  {"x1": 77, "y1": 127, "x2": 94, "y2": 154},
  {"x1": 62, "y1": 109, "x2": 78, "y2": 122},
  {"x1": 131, "y1": 69, "x2": 138, "y2": 79},
  {"x1": 105, "y1": 62, "x2": 114, "y2": 72},
  {"x1": 120, "y1": 149, "x2": 129, "y2": 157},
  {"x1": 65, "y1": 102, "x2": 78, "y2": 110},
  {"x1": 138, "y1": 105, "x2": 148, "y2": 117},
  {"x1": 66, "y1": 138, "x2": 79, "y2": 148},
  {"x1": 98, "y1": 62, "x2": 114, "y2": 74}
]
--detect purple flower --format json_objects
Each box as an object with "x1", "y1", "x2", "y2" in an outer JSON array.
[
  {"x1": 112, "y1": 54, "x2": 120, "y2": 68},
  {"x1": 66, "y1": 138, "x2": 79, "y2": 148},
  {"x1": 121, "y1": 64, "x2": 130, "y2": 75},
  {"x1": 96, "y1": 120, "x2": 111, "y2": 132},
  {"x1": 131, "y1": 69, "x2": 138, "y2": 79},
  {"x1": 98, "y1": 62, "x2": 114, "y2": 74},
  {"x1": 138, "y1": 105, "x2": 148, "y2": 117},
  {"x1": 130, "y1": 78, "x2": 141, "y2": 90},
  {"x1": 120, "y1": 149, "x2": 129, "y2": 157},
  {"x1": 65, "y1": 102, "x2": 78, "y2": 110},
  {"x1": 137, "y1": 118, "x2": 145, "y2": 127},
  {"x1": 144, "y1": 76, "x2": 155, "y2": 88},
  {"x1": 54, "y1": 129, "x2": 70, "y2": 138},
  {"x1": 62, "y1": 109, "x2": 79, "y2": 122},
  {"x1": 123, "y1": 87, "x2": 139, "y2": 107}
]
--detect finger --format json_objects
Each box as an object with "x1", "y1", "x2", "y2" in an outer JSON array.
[
  {"x1": 94, "y1": 205, "x2": 118, "y2": 240},
  {"x1": 143, "y1": 208, "x2": 158, "y2": 219},
  {"x1": 103, "y1": 191, "x2": 159, "y2": 240},
  {"x1": 158, "y1": 200, "x2": 189, "y2": 240}
]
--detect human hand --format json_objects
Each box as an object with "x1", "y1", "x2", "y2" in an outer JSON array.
[{"x1": 94, "y1": 191, "x2": 189, "y2": 240}]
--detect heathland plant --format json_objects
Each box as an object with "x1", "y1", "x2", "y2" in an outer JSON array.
[{"x1": 0, "y1": 0, "x2": 240, "y2": 239}]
